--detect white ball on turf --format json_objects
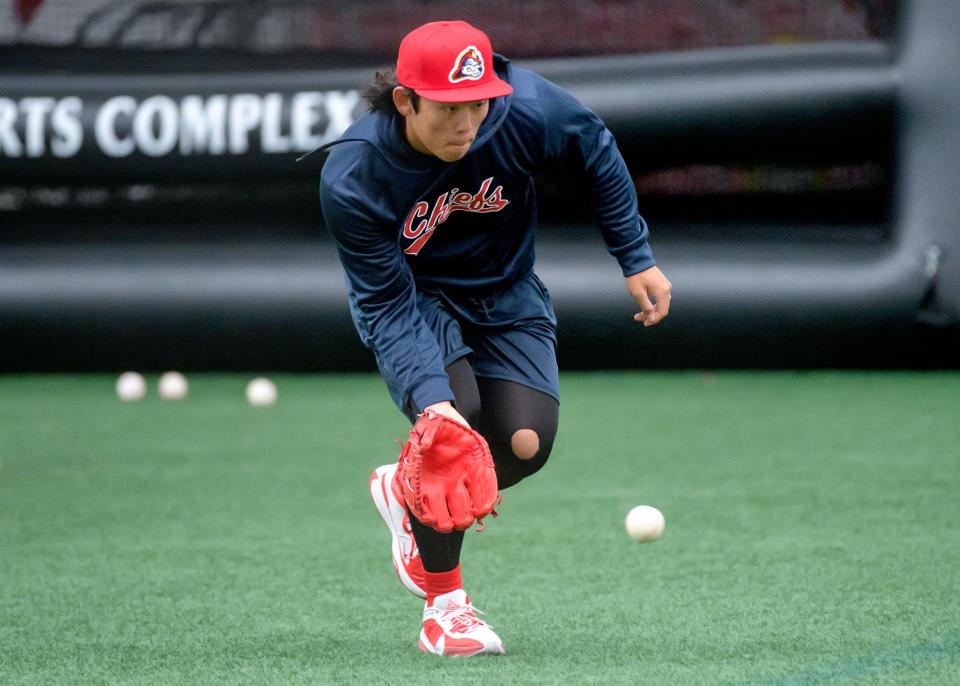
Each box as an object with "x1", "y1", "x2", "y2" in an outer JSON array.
[
  {"x1": 158, "y1": 371, "x2": 189, "y2": 400},
  {"x1": 246, "y1": 377, "x2": 277, "y2": 407},
  {"x1": 116, "y1": 372, "x2": 146, "y2": 401},
  {"x1": 625, "y1": 505, "x2": 665, "y2": 543}
]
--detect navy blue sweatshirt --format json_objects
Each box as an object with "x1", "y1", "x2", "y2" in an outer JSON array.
[{"x1": 319, "y1": 55, "x2": 655, "y2": 413}]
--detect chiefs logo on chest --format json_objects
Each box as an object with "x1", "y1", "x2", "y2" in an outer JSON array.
[{"x1": 402, "y1": 176, "x2": 509, "y2": 255}]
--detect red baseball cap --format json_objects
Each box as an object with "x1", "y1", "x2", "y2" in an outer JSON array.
[{"x1": 396, "y1": 20, "x2": 513, "y2": 102}]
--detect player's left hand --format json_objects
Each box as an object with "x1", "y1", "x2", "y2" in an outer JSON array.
[
  {"x1": 398, "y1": 411, "x2": 499, "y2": 533},
  {"x1": 626, "y1": 266, "x2": 672, "y2": 327}
]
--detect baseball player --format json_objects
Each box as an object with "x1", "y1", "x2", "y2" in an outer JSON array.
[{"x1": 318, "y1": 20, "x2": 671, "y2": 656}]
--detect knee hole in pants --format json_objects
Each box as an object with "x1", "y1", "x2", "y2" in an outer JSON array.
[{"x1": 510, "y1": 428, "x2": 540, "y2": 460}]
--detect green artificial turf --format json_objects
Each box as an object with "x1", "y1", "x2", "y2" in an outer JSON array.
[{"x1": 1, "y1": 372, "x2": 959, "y2": 685}]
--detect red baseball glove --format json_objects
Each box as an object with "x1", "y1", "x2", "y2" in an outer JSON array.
[{"x1": 397, "y1": 411, "x2": 499, "y2": 534}]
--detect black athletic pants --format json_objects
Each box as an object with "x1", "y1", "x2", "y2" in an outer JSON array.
[{"x1": 408, "y1": 357, "x2": 559, "y2": 573}]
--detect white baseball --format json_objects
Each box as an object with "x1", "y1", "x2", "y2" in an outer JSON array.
[
  {"x1": 245, "y1": 377, "x2": 277, "y2": 407},
  {"x1": 625, "y1": 505, "x2": 665, "y2": 542},
  {"x1": 158, "y1": 371, "x2": 189, "y2": 400},
  {"x1": 115, "y1": 372, "x2": 147, "y2": 401}
]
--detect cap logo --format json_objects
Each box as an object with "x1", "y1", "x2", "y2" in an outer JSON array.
[{"x1": 448, "y1": 45, "x2": 484, "y2": 83}]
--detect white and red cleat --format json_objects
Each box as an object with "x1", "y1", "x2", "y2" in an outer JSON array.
[
  {"x1": 418, "y1": 589, "x2": 505, "y2": 656},
  {"x1": 369, "y1": 463, "x2": 427, "y2": 599}
]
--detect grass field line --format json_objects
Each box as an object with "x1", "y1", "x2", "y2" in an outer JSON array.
[{"x1": 760, "y1": 633, "x2": 960, "y2": 685}]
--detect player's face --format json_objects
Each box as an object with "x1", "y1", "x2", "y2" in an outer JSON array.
[{"x1": 396, "y1": 91, "x2": 490, "y2": 162}]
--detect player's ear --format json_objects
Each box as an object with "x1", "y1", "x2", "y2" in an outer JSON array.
[{"x1": 393, "y1": 86, "x2": 413, "y2": 117}]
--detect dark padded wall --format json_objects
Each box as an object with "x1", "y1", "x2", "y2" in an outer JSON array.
[{"x1": 1, "y1": 1, "x2": 957, "y2": 371}]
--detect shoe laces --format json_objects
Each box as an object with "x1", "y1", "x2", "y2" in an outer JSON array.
[{"x1": 440, "y1": 601, "x2": 490, "y2": 634}]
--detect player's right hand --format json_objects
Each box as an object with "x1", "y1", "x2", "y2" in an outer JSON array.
[{"x1": 626, "y1": 266, "x2": 672, "y2": 327}]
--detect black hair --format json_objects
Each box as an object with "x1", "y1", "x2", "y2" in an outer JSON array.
[{"x1": 363, "y1": 70, "x2": 420, "y2": 114}]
